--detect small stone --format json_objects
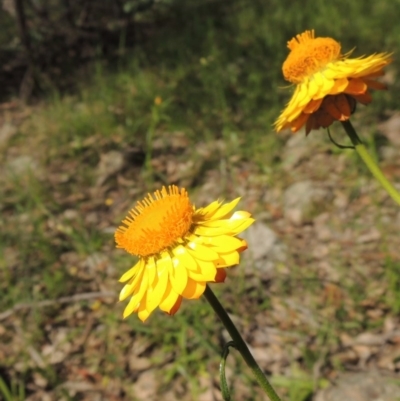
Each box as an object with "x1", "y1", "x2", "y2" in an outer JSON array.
[
  {"x1": 241, "y1": 222, "x2": 287, "y2": 280},
  {"x1": 314, "y1": 372, "x2": 400, "y2": 401},
  {"x1": 128, "y1": 355, "x2": 152, "y2": 372},
  {"x1": 378, "y1": 114, "x2": 400, "y2": 146},
  {"x1": 32, "y1": 372, "x2": 48, "y2": 388},
  {"x1": 354, "y1": 332, "x2": 385, "y2": 346},
  {"x1": 6, "y1": 155, "x2": 42, "y2": 179},
  {"x1": 380, "y1": 146, "x2": 397, "y2": 161},
  {"x1": 196, "y1": 375, "x2": 215, "y2": 401},
  {"x1": 96, "y1": 150, "x2": 124, "y2": 186},
  {"x1": 132, "y1": 370, "x2": 157, "y2": 401},
  {"x1": 357, "y1": 228, "x2": 381, "y2": 244},
  {"x1": 62, "y1": 209, "x2": 79, "y2": 220},
  {"x1": 312, "y1": 244, "x2": 329, "y2": 259},
  {"x1": 384, "y1": 316, "x2": 397, "y2": 333},
  {"x1": 282, "y1": 132, "x2": 326, "y2": 170},
  {"x1": 0, "y1": 123, "x2": 17, "y2": 146},
  {"x1": 283, "y1": 180, "x2": 331, "y2": 225}
]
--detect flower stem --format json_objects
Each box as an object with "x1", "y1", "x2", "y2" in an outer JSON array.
[
  {"x1": 203, "y1": 285, "x2": 282, "y2": 401},
  {"x1": 341, "y1": 120, "x2": 400, "y2": 207}
]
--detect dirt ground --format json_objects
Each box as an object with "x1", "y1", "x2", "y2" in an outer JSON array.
[{"x1": 1, "y1": 100, "x2": 400, "y2": 400}]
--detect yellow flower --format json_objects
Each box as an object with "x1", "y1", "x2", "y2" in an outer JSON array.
[
  {"x1": 154, "y1": 96, "x2": 163, "y2": 105},
  {"x1": 275, "y1": 30, "x2": 392, "y2": 134},
  {"x1": 115, "y1": 185, "x2": 254, "y2": 321}
]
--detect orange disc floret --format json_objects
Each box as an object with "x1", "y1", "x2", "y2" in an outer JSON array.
[
  {"x1": 115, "y1": 186, "x2": 194, "y2": 257},
  {"x1": 283, "y1": 30, "x2": 341, "y2": 83}
]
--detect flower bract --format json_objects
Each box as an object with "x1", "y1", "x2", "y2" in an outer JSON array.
[
  {"x1": 115, "y1": 186, "x2": 254, "y2": 321},
  {"x1": 274, "y1": 30, "x2": 392, "y2": 134}
]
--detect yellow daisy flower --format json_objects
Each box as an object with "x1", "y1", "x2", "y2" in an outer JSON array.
[
  {"x1": 274, "y1": 30, "x2": 392, "y2": 134},
  {"x1": 115, "y1": 185, "x2": 254, "y2": 321}
]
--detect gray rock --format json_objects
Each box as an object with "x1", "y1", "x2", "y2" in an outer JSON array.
[
  {"x1": 0, "y1": 123, "x2": 17, "y2": 146},
  {"x1": 378, "y1": 114, "x2": 400, "y2": 146},
  {"x1": 6, "y1": 155, "x2": 42, "y2": 179},
  {"x1": 379, "y1": 145, "x2": 397, "y2": 161},
  {"x1": 241, "y1": 222, "x2": 287, "y2": 280},
  {"x1": 83, "y1": 252, "x2": 115, "y2": 276},
  {"x1": 132, "y1": 370, "x2": 157, "y2": 401},
  {"x1": 95, "y1": 150, "x2": 124, "y2": 186},
  {"x1": 282, "y1": 131, "x2": 326, "y2": 170},
  {"x1": 314, "y1": 372, "x2": 400, "y2": 401},
  {"x1": 283, "y1": 180, "x2": 331, "y2": 225}
]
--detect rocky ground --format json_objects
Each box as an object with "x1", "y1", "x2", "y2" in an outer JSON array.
[{"x1": 1, "y1": 100, "x2": 400, "y2": 400}]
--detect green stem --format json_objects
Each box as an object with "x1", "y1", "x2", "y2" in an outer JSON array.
[
  {"x1": 341, "y1": 120, "x2": 400, "y2": 207},
  {"x1": 220, "y1": 341, "x2": 235, "y2": 401},
  {"x1": 203, "y1": 285, "x2": 282, "y2": 401}
]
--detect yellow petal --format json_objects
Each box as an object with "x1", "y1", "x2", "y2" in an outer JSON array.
[
  {"x1": 194, "y1": 217, "x2": 254, "y2": 236},
  {"x1": 207, "y1": 198, "x2": 241, "y2": 220},
  {"x1": 322, "y1": 64, "x2": 340, "y2": 80},
  {"x1": 197, "y1": 259, "x2": 217, "y2": 280},
  {"x1": 229, "y1": 217, "x2": 255, "y2": 235},
  {"x1": 146, "y1": 260, "x2": 157, "y2": 288},
  {"x1": 156, "y1": 252, "x2": 173, "y2": 274},
  {"x1": 173, "y1": 245, "x2": 198, "y2": 270},
  {"x1": 170, "y1": 258, "x2": 188, "y2": 294},
  {"x1": 119, "y1": 259, "x2": 142, "y2": 282},
  {"x1": 187, "y1": 269, "x2": 213, "y2": 282},
  {"x1": 201, "y1": 235, "x2": 244, "y2": 252},
  {"x1": 159, "y1": 284, "x2": 179, "y2": 312},
  {"x1": 188, "y1": 243, "x2": 220, "y2": 261},
  {"x1": 119, "y1": 282, "x2": 135, "y2": 302},
  {"x1": 181, "y1": 255, "x2": 211, "y2": 281},
  {"x1": 123, "y1": 297, "x2": 140, "y2": 318},
  {"x1": 231, "y1": 211, "x2": 252, "y2": 220},
  {"x1": 124, "y1": 273, "x2": 149, "y2": 317},
  {"x1": 182, "y1": 278, "x2": 206, "y2": 299},
  {"x1": 199, "y1": 218, "x2": 242, "y2": 228},
  {"x1": 119, "y1": 267, "x2": 145, "y2": 301},
  {"x1": 146, "y1": 266, "x2": 169, "y2": 313},
  {"x1": 328, "y1": 78, "x2": 348, "y2": 95},
  {"x1": 310, "y1": 72, "x2": 335, "y2": 96},
  {"x1": 330, "y1": 62, "x2": 359, "y2": 77},
  {"x1": 197, "y1": 200, "x2": 223, "y2": 218},
  {"x1": 307, "y1": 79, "x2": 321, "y2": 101},
  {"x1": 215, "y1": 251, "x2": 240, "y2": 268},
  {"x1": 295, "y1": 82, "x2": 312, "y2": 107},
  {"x1": 138, "y1": 301, "x2": 150, "y2": 322},
  {"x1": 303, "y1": 98, "x2": 323, "y2": 114},
  {"x1": 192, "y1": 225, "x2": 228, "y2": 236},
  {"x1": 167, "y1": 296, "x2": 182, "y2": 315},
  {"x1": 312, "y1": 71, "x2": 324, "y2": 88}
]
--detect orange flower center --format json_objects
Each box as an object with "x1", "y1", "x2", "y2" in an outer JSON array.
[
  {"x1": 282, "y1": 30, "x2": 341, "y2": 84},
  {"x1": 115, "y1": 186, "x2": 194, "y2": 257}
]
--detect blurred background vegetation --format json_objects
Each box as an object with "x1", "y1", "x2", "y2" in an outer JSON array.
[{"x1": 1, "y1": 0, "x2": 400, "y2": 400}]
